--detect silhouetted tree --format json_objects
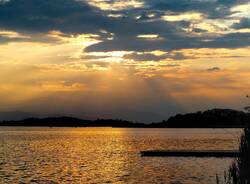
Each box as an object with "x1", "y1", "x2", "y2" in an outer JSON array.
[{"x1": 244, "y1": 95, "x2": 250, "y2": 113}]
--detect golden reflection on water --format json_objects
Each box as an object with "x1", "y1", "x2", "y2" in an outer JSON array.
[{"x1": 0, "y1": 128, "x2": 241, "y2": 184}]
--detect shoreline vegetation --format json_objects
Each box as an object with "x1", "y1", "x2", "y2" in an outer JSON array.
[
  {"x1": 226, "y1": 127, "x2": 250, "y2": 184},
  {"x1": 0, "y1": 108, "x2": 249, "y2": 128},
  {"x1": 216, "y1": 127, "x2": 250, "y2": 184}
]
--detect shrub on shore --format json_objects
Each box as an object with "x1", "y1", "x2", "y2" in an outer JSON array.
[{"x1": 224, "y1": 127, "x2": 250, "y2": 184}]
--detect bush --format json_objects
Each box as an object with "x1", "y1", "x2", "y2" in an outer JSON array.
[{"x1": 225, "y1": 127, "x2": 250, "y2": 184}]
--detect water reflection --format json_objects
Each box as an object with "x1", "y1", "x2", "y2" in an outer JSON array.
[{"x1": 0, "y1": 128, "x2": 241, "y2": 183}]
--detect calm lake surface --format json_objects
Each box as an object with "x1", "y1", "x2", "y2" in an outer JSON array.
[{"x1": 0, "y1": 127, "x2": 242, "y2": 184}]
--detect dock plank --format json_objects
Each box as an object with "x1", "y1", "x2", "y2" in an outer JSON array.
[{"x1": 140, "y1": 150, "x2": 239, "y2": 157}]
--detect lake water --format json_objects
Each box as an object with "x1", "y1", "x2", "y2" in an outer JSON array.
[{"x1": 0, "y1": 127, "x2": 242, "y2": 184}]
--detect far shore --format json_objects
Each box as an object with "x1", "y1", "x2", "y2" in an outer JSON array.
[
  {"x1": 0, "y1": 126, "x2": 245, "y2": 128},
  {"x1": 0, "y1": 108, "x2": 249, "y2": 128}
]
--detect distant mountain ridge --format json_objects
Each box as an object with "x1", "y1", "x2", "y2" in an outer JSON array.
[{"x1": 0, "y1": 109, "x2": 249, "y2": 128}]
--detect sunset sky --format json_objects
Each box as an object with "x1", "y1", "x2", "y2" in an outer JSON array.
[{"x1": 0, "y1": 0, "x2": 250, "y2": 122}]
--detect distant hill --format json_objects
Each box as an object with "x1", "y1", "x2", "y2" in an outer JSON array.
[
  {"x1": 0, "y1": 109, "x2": 249, "y2": 128},
  {"x1": 0, "y1": 117, "x2": 146, "y2": 127},
  {"x1": 156, "y1": 109, "x2": 250, "y2": 128}
]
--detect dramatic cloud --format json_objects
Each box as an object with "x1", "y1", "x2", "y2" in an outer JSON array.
[
  {"x1": 0, "y1": 0, "x2": 111, "y2": 34},
  {"x1": 0, "y1": 0, "x2": 250, "y2": 51}
]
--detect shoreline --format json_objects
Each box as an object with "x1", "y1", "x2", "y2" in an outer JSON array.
[{"x1": 0, "y1": 125, "x2": 245, "y2": 128}]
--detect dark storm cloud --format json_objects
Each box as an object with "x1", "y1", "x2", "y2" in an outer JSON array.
[
  {"x1": 83, "y1": 0, "x2": 250, "y2": 52},
  {"x1": 85, "y1": 36, "x2": 200, "y2": 52},
  {"x1": 85, "y1": 32, "x2": 250, "y2": 52},
  {"x1": 0, "y1": 0, "x2": 176, "y2": 35},
  {"x1": 0, "y1": 0, "x2": 183, "y2": 43},
  {"x1": 0, "y1": 0, "x2": 250, "y2": 52},
  {"x1": 0, "y1": 0, "x2": 112, "y2": 34}
]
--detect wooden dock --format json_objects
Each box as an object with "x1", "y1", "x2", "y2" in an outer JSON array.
[{"x1": 140, "y1": 150, "x2": 239, "y2": 157}]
